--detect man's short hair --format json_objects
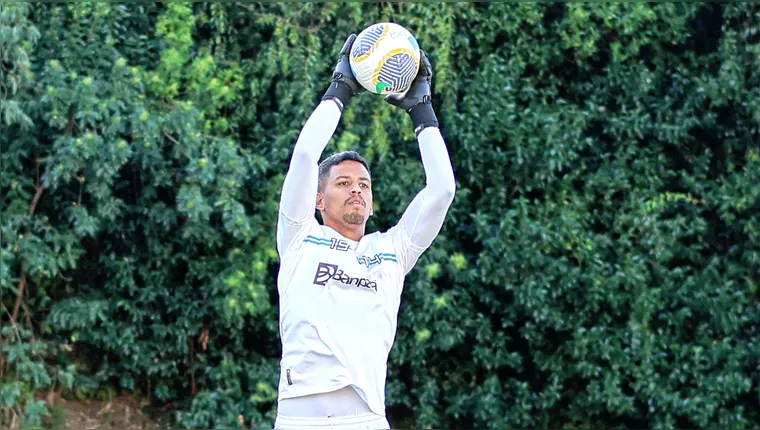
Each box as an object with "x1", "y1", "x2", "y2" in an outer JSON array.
[{"x1": 317, "y1": 151, "x2": 371, "y2": 192}]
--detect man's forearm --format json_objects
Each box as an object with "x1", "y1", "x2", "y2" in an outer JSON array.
[
  {"x1": 418, "y1": 127, "x2": 456, "y2": 201},
  {"x1": 279, "y1": 100, "x2": 342, "y2": 222},
  {"x1": 397, "y1": 127, "x2": 456, "y2": 249}
]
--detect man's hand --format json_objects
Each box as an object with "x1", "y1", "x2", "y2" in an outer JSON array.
[
  {"x1": 322, "y1": 34, "x2": 363, "y2": 111},
  {"x1": 385, "y1": 49, "x2": 439, "y2": 135}
]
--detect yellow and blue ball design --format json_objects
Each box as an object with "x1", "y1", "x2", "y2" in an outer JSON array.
[{"x1": 349, "y1": 23, "x2": 421, "y2": 95}]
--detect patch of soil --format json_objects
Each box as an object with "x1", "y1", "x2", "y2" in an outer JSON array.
[{"x1": 38, "y1": 391, "x2": 165, "y2": 430}]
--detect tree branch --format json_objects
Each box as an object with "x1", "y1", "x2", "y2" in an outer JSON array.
[
  {"x1": 11, "y1": 183, "x2": 43, "y2": 324},
  {"x1": 164, "y1": 132, "x2": 180, "y2": 145},
  {"x1": 28, "y1": 183, "x2": 44, "y2": 217},
  {"x1": 10, "y1": 260, "x2": 26, "y2": 326},
  {"x1": 1, "y1": 301, "x2": 23, "y2": 344},
  {"x1": 189, "y1": 336, "x2": 196, "y2": 395}
]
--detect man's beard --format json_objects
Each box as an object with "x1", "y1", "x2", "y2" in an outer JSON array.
[{"x1": 343, "y1": 212, "x2": 365, "y2": 225}]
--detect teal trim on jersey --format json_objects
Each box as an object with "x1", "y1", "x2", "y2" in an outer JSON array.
[
  {"x1": 378, "y1": 253, "x2": 397, "y2": 261},
  {"x1": 303, "y1": 235, "x2": 398, "y2": 266},
  {"x1": 304, "y1": 235, "x2": 332, "y2": 246}
]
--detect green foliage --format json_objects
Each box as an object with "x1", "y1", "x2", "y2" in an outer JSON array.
[
  {"x1": 0, "y1": 325, "x2": 75, "y2": 428},
  {"x1": 2, "y1": 2, "x2": 759, "y2": 429}
]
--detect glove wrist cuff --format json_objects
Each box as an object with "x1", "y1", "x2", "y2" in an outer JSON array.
[
  {"x1": 408, "y1": 101, "x2": 438, "y2": 135},
  {"x1": 322, "y1": 81, "x2": 353, "y2": 112}
]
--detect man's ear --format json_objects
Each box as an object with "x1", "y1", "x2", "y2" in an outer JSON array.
[{"x1": 315, "y1": 192, "x2": 324, "y2": 211}]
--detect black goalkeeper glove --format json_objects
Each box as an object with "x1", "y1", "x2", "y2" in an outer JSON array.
[
  {"x1": 322, "y1": 34, "x2": 363, "y2": 111},
  {"x1": 385, "y1": 49, "x2": 439, "y2": 135}
]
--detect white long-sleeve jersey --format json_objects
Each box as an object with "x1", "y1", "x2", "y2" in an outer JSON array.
[{"x1": 275, "y1": 99, "x2": 455, "y2": 416}]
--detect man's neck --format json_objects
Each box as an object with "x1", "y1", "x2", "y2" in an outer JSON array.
[{"x1": 323, "y1": 219, "x2": 365, "y2": 242}]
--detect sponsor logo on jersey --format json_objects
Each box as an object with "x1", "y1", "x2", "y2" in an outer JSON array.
[{"x1": 313, "y1": 262, "x2": 378, "y2": 292}]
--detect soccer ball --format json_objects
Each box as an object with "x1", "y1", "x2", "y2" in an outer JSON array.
[{"x1": 349, "y1": 22, "x2": 421, "y2": 95}]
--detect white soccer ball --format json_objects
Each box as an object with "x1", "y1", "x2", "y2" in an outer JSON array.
[{"x1": 349, "y1": 22, "x2": 421, "y2": 95}]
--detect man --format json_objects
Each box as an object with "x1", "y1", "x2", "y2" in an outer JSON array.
[{"x1": 274, "y1": 33, "x2": 456, "y2": 429}]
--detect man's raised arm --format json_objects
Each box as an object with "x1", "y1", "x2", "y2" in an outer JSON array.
[
  {"x1": 385, "y1": 50, "x2": 456, "y2": 270},
  {"x1": 279, "y1": 101, "x2": 341, "y2": 224},
  {"x1": 277, "y1": 34, "x2": 364, "y2": 255},
  {"x1": 395, "y1": 127, "x2": 455, "y2": 250}
]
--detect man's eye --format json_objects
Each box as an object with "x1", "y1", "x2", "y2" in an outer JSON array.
[
  {"x1": 339, "y1": 181, "x2": 348, "y2": 186},
  {"x1": 360, "y1": 183, "x2": 369, "y2": 188}
]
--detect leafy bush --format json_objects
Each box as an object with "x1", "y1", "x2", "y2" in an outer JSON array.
[{"x1": 1, "y1": 3, "x2": 759, "y2": 429}]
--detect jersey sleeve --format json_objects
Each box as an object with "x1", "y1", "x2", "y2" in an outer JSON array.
[
  {"x1": 387, "y1": 127, "x2": 456, "y2": 275},
  {"x1": 277, "y1": 100, "x2": 342, "y2": 257}
]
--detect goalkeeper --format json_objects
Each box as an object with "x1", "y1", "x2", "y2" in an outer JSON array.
[{"x1": 274, "y1": 33, "x2": 456, "y2": 430}]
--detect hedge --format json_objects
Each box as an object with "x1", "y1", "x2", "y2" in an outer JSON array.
[{"x1": 1, "y1": 3, "x2": 759, "y2": 429}]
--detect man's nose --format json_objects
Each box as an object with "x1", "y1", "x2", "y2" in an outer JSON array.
[{"x1": 350, "y1": 183, "x2": 362, "y2": 194}]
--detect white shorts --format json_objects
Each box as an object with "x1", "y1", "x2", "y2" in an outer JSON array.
[
  {"x1": 273, "y1": 413, "x2": 390, "y2": 429},
  {"x1": 274, "y1": 386, "x2": 389, "y2": 429}
]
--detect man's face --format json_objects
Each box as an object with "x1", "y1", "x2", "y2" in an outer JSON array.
[{"x1": 316, "y1": 160, "x2": 373, "y2": 226}]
